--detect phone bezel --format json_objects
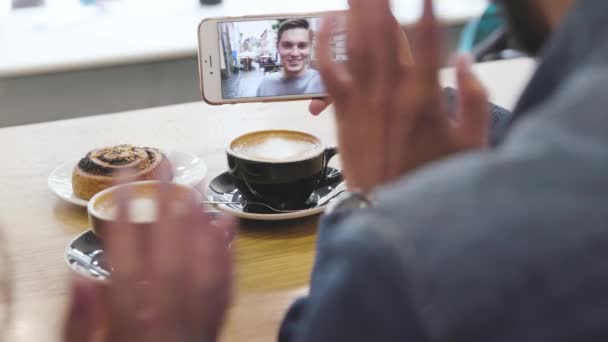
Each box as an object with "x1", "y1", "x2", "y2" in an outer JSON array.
[{"x1": 198, "y1": 11, "x2": 340, "y2": 105}]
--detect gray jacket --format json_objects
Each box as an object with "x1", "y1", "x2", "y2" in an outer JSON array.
[{"x1": 279, "y1": 1, "x2": 608, "y2": 341}]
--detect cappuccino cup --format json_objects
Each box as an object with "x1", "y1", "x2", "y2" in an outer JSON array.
[
  {"x1": 87, "y1": 181, "x2": 200, "y2": 239},
  {"x1": 226, "y1": 130, "x2": 339, "y2": 210}
]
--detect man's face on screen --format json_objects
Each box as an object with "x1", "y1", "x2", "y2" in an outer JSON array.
[{"x1": 278, "y1": 28, "x2": 312, "y2": 77}]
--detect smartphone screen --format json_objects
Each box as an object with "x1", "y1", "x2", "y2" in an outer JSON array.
[{"x1": 217, "y1": 16, "x2": 346, "y2": 100}]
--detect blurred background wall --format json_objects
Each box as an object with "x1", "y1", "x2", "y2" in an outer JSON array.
[{"x1": 0, "y1": 0, "x2": 496, "y2": 127}]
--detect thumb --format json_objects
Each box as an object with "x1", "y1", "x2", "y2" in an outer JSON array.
[
  {"x1": 453, "y1": 54, "x2": 490, "y2": 148},
  {"x1": 308, "y1": 98, "x2": 332, "y2": 116},
  {"x1": 63, "y1": 277, "x2": 103, "y2": 342}
]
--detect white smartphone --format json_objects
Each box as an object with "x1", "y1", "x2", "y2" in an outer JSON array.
[{"x1": 197, "y1": 11, "x2": 347, "y2": 105}]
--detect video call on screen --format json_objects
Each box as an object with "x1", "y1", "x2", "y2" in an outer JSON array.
[{"x1": 218, "y1": 16, "x2": 347, "y2": 99}]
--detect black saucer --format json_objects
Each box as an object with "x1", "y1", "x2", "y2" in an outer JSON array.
[
  {"x1": 65, "y1": 212, "x2": 229, "y2": 281},
  {"x1": 65, "y1": 229, "x2": 110, "y2": 280},
  {"x1": 207, "y1": 168, "x2": 344, "y2": 215}
]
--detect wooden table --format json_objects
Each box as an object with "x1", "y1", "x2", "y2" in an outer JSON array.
[{"x1": 0, "y1": 58, "x2": 535, "y2": 341}]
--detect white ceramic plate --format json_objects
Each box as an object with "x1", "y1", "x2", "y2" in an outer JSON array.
[{"x1": 48, "y1": 151, "x2": 207, "y2": 207}]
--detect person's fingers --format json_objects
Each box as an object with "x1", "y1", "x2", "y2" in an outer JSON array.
[
  {"x1": 187, "y1": 210, "x2": 235, "y2": 341},
  {"x1": 105, "y1": 185, "x2": 142, "y2": 340},
  {"x1": 383, "y1": 22, "x2": 416, "y2": 179},
  {"x1": 153, "y1": 182, "x2": 183, "y2": 278},
  {"x1": 172, "y1": 190, "x2": 211, "y2": 340},
  {"x1": 139, "y1": 183, "x2": 189, "y2": 341},
  {"x1": 308, "y1": 98, "x2": 332, "y2": 116},
  {"x1": 211, "y1": 213, "x2": 237, "y2": 246},
  {"x1": 396, "y1": 23, "x2": 414, "y2": 69},
  {"x1": 317, "y1": 14, "x2": 351, "y2": 99},
  {"x1": 107, "y1": 185, "x2": 138, "y2": 281},
  {"x1": 415, "y1": 0, "x2": 441, "y2": 78},
  {"x1": 413, "y1": 0, "x2": 443, "y2": 106},
  {"x1": 63, "y1": 277, "x2": 102, "y2": 342},
  {"x1": 363, "y1": 0, "x2": 401, "y2": 86},
  {"x1": 453, "y1": 54, "x2": 490, "y2": 148},
  {"x1": 180, "y1": 196, "x2": 207, "y2": 339},
  {"x1": 370, "y1": 12, "x2": 411, "y2": 180},
  {"x1": 385, "y1": 75, "x2": 417, "y2": 180},
  {"x1": 346, "y1": 0, "x2": 373, "y2": 84},
  {"x1": 208, "y1": 216, "x2": 235, "y2": 340}
]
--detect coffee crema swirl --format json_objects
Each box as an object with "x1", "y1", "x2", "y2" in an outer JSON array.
[
  {"x1": 230, "y1": 131, "x2": 323, "y2": 162},
  {"x1": 78, "y1": 145, "x2": 159, "y2": 176}
]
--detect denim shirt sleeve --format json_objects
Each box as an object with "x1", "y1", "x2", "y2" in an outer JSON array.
[
  {"x1": 277, "y1": 90, "x2": 510, "y2": 342},
  {"x1": 278, "y1": 210, "x2": 428, "y2": 342}
]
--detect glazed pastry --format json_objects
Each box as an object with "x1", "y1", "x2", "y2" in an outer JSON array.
[{"x1": 72, "y1": 145, "x2": 174, "y2": 200}]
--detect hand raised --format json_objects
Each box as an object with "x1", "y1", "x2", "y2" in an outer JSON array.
[
  {"x1": 64, "y1": 183, "x2": 234, "y2": 342},
  {"x1": 317, "y1": 0, "x2": 489, "y2": 192}
]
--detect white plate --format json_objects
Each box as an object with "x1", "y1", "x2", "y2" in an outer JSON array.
[{"x1": 48, "y1": 151, "x2": 207, "y2": 207}]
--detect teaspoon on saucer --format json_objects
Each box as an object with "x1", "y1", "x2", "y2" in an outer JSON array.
[{"x1": 202, "y1": 187, "x2": 345, "y2": 214}]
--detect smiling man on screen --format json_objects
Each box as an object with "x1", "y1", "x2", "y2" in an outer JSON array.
[{"x1": 256, "y1": 19, "x2": 325, "y2": 97}]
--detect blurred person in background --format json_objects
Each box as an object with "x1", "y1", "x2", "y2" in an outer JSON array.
[
  {"x1": 257, "y1": 19, "x2": 325, "y2": 97},
  {"x1": 279, "y1": 0, "x2": 608, "y2": 340}
]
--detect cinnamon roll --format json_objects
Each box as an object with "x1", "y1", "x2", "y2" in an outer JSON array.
[{"x1": 72, "y1": 145, "x2": 174, "y2": 200}]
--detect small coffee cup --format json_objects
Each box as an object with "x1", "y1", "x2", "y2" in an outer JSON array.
[
  {"x1": 87, "y1": 181, "x2": 201, "y2": 239},
  {"x1": 226, "y1": 130, "x2": 340, "y2": 210}
]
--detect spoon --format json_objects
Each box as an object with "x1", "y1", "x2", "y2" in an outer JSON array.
[
  {"x1": 202, "y1": 188, "x2": 346, "y2": 214},
  {"x1": 201, "y1": 200, "x2": 300, "y2": 213}
]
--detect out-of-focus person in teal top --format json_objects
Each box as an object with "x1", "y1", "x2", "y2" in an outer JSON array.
[{"x1": 460, "y1": 4, "x2": 526, "y2": 62}]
